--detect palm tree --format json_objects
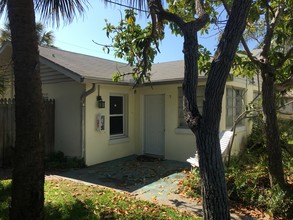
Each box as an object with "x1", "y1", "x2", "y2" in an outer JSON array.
[
  {"x1": 0, "y1": 0, "x2": 89, "y2": 219},
  {"x1": 0, "y1": 23, "x2": 10, "y2": 45},
  {"x1": 0, "y1": 21, "x2": 55, "y2": 96},
  {"x1": 0, "y1": 21, "x2": 55, "y2": 46}
]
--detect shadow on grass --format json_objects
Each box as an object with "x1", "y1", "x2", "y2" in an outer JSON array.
[
  {"x1": 0, "y1": 181, "x2": 99, "y2": 220},
  {"x1": 0, "y1": 182, "x2": 100, "y2": 220},
  {"x1": 45, "y1": 199, "x2": 101, "y2": 220},
  {"x1": 1, "y1": 180, "x2": 196, "y2": 220}
]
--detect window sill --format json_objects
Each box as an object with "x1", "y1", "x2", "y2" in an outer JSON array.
[
  {"x1": 175, "y1": 128, "x2": 193, "y2": 135},
  {"x1": 109, "y1": 137, "x2": 129, "y2": 145}
]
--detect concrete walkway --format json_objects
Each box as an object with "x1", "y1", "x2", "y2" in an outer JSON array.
[{"x1": 133, "y1": 172, "x2": 203, "y2": 216}]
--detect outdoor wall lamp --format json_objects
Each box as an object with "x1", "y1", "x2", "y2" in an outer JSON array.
[
  {"x1": 97, "y1": 96, "x2": 105, "y2": 108},
  {"x1": 97, "y1": 85, "x2": 105, "y2": 108}
]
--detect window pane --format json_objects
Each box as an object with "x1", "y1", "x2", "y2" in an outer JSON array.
[
  {"x1": 110, "y1": 116, "x2": 123, "y2": 135},
  {"x1": 179, "y1": 118, "x2": 187, "y2": 127},
  {"x1": 226, "y1": 88, "x2": 245, "y2": 127},
  {"x1": 226, "y1": 108, "x2": 233, "y2": 127},
  {"x1": 110, "y1": 96, "x2": 123, "y2": 114}
]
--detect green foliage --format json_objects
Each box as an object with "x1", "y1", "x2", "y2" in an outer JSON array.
[
  {"x1": 0, "y1": 180, "x2": 11, "y2": 218},
  {"x1": 198, "y1": 45, "x2": 212, "y2": 75},
  {"x1": 265, "y1": 184, "x2": 293, "y2": 218},
  {"x1": 226, "y1": 150, "x2": 293, "y2": 219},
  {"x1": 166, "y1": 0, "x2": 221, "y2": 36},
  {"x1": 231, "y1": 51, "x2": 259, "y2": 79},
  {"x1": 177, "y1": 169, "x2": 201, "y2": 199},
  {"x1": 240, "y1": 0, "x2": 293, "y2": 84},
  {"x1": 0, "y1": 21, "x2": 55, "y2": 47},
  {"x1": 104, "y1": 9, "x2": 162, "y2": 84},
  {"x1": 246, "y1": 113, "x2": 266, "y2": 151},
  {"x1": 0, "y1": 179, "x2": 200, "y2": 219},
  {"x1": 45, "y1": 151, "x2": 85, "y2": 170},
  {"x1": 226, "y1": 152, "x2": 270, "y2": 207},
  {"x1": 179, "y1": 148, "x2": 293, "y2": 218},
  {"x1": 247, "y1": 111, "x2": 293, "y2": 153}
]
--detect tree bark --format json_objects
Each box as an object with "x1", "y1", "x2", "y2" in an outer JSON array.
[
  {"x1": 7, "y1": 0, "x2": 45, "y2": 219},
  {"x1": 261, "y1": 66, "x2": 285, "y2": 188},
  {"x1": 187, "y1": 1, "x2": 251, "y2": 219}
]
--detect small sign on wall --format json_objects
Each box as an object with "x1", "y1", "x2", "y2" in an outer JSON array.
[{"x1": 96, "y1": 114, "x2": 105, "y2": 131}]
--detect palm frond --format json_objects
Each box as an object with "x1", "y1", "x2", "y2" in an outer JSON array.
[
  {"x1": 34, "y1": 0, "x2": 91, "y2": 27},
  {"x1": 0, "y1": 0, "x2": 7, "y2": 17},
  {"x1": 104, "y1": 0, "x2": 148, "y2": 12},
  {"x1": 40, "y1": 30, "x2": 55, "y2": 46}
]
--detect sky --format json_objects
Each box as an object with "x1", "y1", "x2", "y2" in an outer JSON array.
[{"x1": 0, "y1": 1, "x2": 220, "y2": 63}]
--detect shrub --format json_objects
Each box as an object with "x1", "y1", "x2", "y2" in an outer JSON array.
[
  {"x1": 177, "y1": 169, "x2": 201, "y2": 199},
  {"x1": 226, "y1": 149, "x2": 292, "y2": 219},
  {"x1": 179, "y1": 149, "x2": 293, "y2": 219},
  {"x1": 45, "y1": 151, "x2": 85, "y2": 170}
]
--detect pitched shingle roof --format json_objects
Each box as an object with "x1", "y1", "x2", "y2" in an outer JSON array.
[
  {"x1": 150, "y1": 60, "x2": 184, "y2": 82},
  {"x1": 0, "y1": 42, "x2": 206, "y2": 84},
  {"x1": 39, "y1": 46, "x2": 192, "y2": 84},
  {"x1": 39, "y1": 46, "x2": 131, "y2": 83}
]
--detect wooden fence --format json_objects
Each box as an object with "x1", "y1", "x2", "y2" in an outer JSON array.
[{"x1": 0, "y1": 98, "x2": 55, "y2": 167}]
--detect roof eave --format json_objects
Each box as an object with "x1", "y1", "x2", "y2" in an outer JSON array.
[{"x1": 39, "y1": 56, "x2": 83, "y2": 82}]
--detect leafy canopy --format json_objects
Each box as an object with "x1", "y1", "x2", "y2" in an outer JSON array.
[{"x1": 104, "y1": 9, "x2": 162, "y2": 83}]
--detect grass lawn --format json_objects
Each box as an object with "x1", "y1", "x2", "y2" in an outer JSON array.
[{"x1": 0, "y1": 178, "x2": 200, "y2": 220}]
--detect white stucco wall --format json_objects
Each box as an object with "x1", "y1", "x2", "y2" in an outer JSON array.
[
  {"x1": 84, "y1": 84, "x2": 136, "y2": 166},
  {"x1": 42, "y1": 81, "x2": 84, "y2": 158}
]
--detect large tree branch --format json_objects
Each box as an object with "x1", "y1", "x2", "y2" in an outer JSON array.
[
  {"x1": 149, "y1": 0, "x2": 209, "y2": 131},
  {"x1": 149, "y1": 0, "x2": 209, "y2": 32},
  {"x1": 221, "y1": 0, "x2": 259, "y2": 65},
  {"x1": 149, "y1": 0, "x2": 186, "y2": 29},
  {"x1": 203, "y1": 0, "x2": 252, "y2": 132},
  {"x1": 261, "y1": 4, "x2": 282, "y2": 59}
]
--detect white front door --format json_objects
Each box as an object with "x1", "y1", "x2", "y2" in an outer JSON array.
[{"x1": 144, "y1": 94, "x2": 165, "y2": 156}]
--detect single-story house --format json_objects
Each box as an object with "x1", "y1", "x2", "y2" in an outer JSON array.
[{"x1": 0, "y1": 42, "x2": 259, "y2": 166}]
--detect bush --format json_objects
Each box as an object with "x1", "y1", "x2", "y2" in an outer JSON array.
[
  {"x1": 179, "y1": 149, "x2": 293, "y2": 219},
  {"x1": 177, "y1": 169, "x2": 201, "y2": 199},
  {"x1": 45, "y1": 151, "x2": 85, "y2": 170},
  {"x1": 226, "y1": 149, "x2": 293, "y2": 219},
  {"x1": 265, "y1": 185, "x2": 293, "y2": 219}
]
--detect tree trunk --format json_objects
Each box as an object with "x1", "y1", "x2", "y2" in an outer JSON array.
[
  {"x1": 7, "y1": 0, "x2": 45, "y2": 219},
  {"x1": 261, "y1": 68, "x2": 285, "y2": 188},
  {"x1": 196, "y1": 129, "x2": 230, "y2": 219},
  {"x1": 182, "y1": 1, "x2": 251, "y2": 219}
]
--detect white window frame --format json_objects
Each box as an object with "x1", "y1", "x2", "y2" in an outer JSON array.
[
  {"x1": 109, "y1": 94, "x2": 128, "y2": 139},
  {"x1": 226, "y1": 87, "x2": 245, "y2": 128},
  {"x1": 178, "y1": 86, "x2": 205, "y2": 128}
]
